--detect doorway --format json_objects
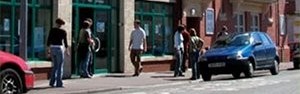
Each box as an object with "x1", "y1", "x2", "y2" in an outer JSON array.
[{"x1": 72, "y1": 5, "x2": 118, "y2": 75}]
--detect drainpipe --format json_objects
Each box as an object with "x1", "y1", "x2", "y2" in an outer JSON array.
[{"x1": 20, "y1": 0, "x2": 28, "y2": 61}]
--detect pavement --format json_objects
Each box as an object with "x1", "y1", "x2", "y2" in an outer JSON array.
[{"x1": 27, "y1": 62, "x2": 294, "y2": 94}]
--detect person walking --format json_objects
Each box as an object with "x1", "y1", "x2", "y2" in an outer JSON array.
[
  {"x1": 77, "y1": 19, "x2": 94, "y2": 78},
  {"x1": 174, "y1": 25, "x2": 185, "y2": 77},
  {"x1": 47, "y1": 18, "x2": 69, "y2": 87},
  {"x1": 188, "y1": 28, "x2": 204, "y2": 80},
  {"x1": 128, "y1": 20, "x2": 147, "y2": 76}
]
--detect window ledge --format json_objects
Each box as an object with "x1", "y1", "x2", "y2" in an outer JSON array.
[
  {"x1": 141, "y1": 55, "x2": 175, "y2": 62},
  {"x1": 27, "y1": 61, "x2": 52, "y2": 68}
]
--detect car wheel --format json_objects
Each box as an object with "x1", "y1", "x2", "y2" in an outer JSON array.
[
  {"x1": 232, "y1": 72, "x2": 241, "y2": 79},
  {"x1": 201, "y1": 72, "x2": 212, "y2": 81},
  {"x1": 270, "y1": 60, "x2": 279, "y2": 75},
  {"x1": 0, "y1": 68, "x2": 24, "y2": 94},
  {"x1": 244, "y1": 61, "x2": 254, "y2": 78}
]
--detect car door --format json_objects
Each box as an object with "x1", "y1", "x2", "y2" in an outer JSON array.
[
  {"x1": 252, "y1": 33, "x2": 267, "y2": 67},
  {"x1": 259, "y1": 33, "x2": 277, "y2": 65}
]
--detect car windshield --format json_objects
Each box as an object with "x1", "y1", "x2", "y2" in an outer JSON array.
[{"x1": 212, "y1": 33, "x2": 250, "y2": 48}]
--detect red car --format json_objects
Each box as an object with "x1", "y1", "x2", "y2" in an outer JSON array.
[{"x1": 0, "y1": 51, "x2": 34, "y2": 93}]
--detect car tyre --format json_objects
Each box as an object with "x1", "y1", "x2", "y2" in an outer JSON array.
[
  {"x1": 270, "y1": 60, "x2": 279, "y2": 75},
  {"x1": 232, "y1": 72, "x2": 241, "y2": 79},
  {"x1": 293, "y1": 57, "x2": 300, "y2": 69},
  {"x1": 244, "y1": 61, "x2": 254, "y2": 78},
  {"x1": 201, "y1": 72, "x2": 212, "y2": 81},
  {"x1": 0, "y1": 68, "x2": 24, "y2": 94}
]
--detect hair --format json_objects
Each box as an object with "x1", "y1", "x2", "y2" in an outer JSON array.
[
  {"x1": 134, "y1": 20, "x2": 141, "y2": 25},
  {"x1": 177, "y1": 25, "x2": 184, "y2": 31},
  {"x1": 85, "y1": 18, "x2": 93, "y2": 24},
  {"x1": 55, "y1": 18, "x2": 65, "y2": 25},
  {"x1": 189, "y1": 28, "x2": 197, "y2": 36},
  {"x1": 82, "y1": 20, "x2": 91, "y2": 29},
  {"x1": 222, "y1": 25, "x2": 228, "y2": 31}
]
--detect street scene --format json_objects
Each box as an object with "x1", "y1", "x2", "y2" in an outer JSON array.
[{"x1": 1, "y1": 0, "x2": 300, "y2": 94}]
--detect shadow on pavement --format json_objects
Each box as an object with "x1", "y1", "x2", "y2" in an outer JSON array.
[
  {"x1": 212, "y1": 74, "x2": 267, "y2": 81},
  {"x1": 164, "y1": 78, "x2": 190, "y2": 81},
  {"x1": 287, "y1": 68, "x2": 299, "y2": 71},
  {"x1": 151, "y1": 75, "x2": 174, "y2": 78},
  {"x1": 105, "y1": 74, "x2": 134, "y2": 78},
  {"x1": 33, "y1": 86, "x2": 55, "y2": 90}
]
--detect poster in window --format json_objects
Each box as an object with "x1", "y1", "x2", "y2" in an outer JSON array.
[
  {"x1": 206, "y1": 8, "x2": 215, "y2": 35},
  {"x1": 4, "y1": 18, "x2": 9, "y2": 32},
  {"x1": 280, "y1": 15, "x2": 286, "y2": 35},
  {"x1": 144, "y1": 24, "x2": 149, "y2": 36},
  {"x1": 96, "y1": 22, "x2": 105, "y2": 33},
  {"x1": 34, "y1": 27, "x2": 44, "y2": 51}
]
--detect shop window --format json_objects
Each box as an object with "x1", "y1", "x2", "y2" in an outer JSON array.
[{"x1": 135, "y1": 1, "x2": 173, "y2": 55}]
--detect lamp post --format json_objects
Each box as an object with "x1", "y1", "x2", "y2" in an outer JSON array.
[{"x1": 20, "y1": 0, "x2": 28, "y2": 60}]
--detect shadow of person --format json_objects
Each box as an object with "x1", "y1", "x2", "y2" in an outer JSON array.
[{"x1": 105, "y1": 74, "x2": 134, "y2": 78}]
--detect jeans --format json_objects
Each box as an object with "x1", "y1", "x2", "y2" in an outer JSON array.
[
  {"x1": 49, "y1": 47, "x2": 64, "y2": 87},
  {"x1": 190, "y1": 51, "x2": 200, "y2": 79},
  {"x1": 174, "y1": 49, "x2": 183, "y2": 76},
  {"x1": 78, "y1": 45, "x2": 92, "y2": 77}
]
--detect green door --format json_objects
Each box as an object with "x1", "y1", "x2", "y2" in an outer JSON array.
[{"x1": 72, "y1": 2, "x2": 118, "y2": 75}]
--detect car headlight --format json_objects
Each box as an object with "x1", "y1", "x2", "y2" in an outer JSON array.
[{"x1": 227, "y1": 51, "x2": 245, "y2": 60}]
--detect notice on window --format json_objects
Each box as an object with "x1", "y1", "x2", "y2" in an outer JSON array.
[
  {"x1": 34, "y1": 27, "x2": 44, "y2": 51},
  {"x1": 206, "y1": 8, "x2": 215, "y2": 35},
  {"x1": 96, "y1": 22, "x2": 105, "y2": 33},
  {"x1": 294, "y1": 18, "x2": 300, "y2": 43},
  {"x1": 144, "y1": 24, "x2": 149, "y2": 36},
  {"x1": 4, "y1": 18, "x2": 9, "y2": 32}
]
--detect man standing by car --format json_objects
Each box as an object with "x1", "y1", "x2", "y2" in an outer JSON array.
[
  {"x1": 174, "y1": 25, "x2": 185, "y2": 77},
  {"x1": 181, "y1": 25, "x2": 190, "y2": 72},
  {"x1": 128, "y1": 20, "x2": 147, "y2": 77}
]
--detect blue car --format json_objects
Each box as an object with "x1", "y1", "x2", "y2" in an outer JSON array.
[{"x1": 199, "y1": 32, "x2": 279, "y2": 81}]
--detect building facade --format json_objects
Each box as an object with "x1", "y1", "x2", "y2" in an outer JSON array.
[{"x1": 0, "y1": 0, "x2": 290, "y2": 80}]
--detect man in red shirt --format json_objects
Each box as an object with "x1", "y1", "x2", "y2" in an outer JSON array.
[{"x1": 181, "y1": 25, "x2": 191, "y2": 72}]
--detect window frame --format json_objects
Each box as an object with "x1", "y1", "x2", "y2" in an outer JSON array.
[
  {"x1": 251, "y1": 13, "x2": 260, "y2": 32},
  {"x1": 234, "y1": 12, "x2": 245, "y2": 32}
]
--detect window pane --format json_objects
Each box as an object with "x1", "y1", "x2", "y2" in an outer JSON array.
[
  {"x1": 142, "y1": 16, "x2": 153, "y2": 54},
  {"x1": 34, "y1": 9, "x2": 51, "y2": 59},
  {"x1": 153, "y1": 17, "x2": 163, "y2": 55},
  {"x1": 153, "y1": 3, "x2": 162, "y2": 13},
  {"x1": 239, "y1": 14, "x2": 243, "y2": 25},
  {"x1": 0, "y1": 6, "x2": 12, "y2": 53},
  {"x1": 37, "y1": 0, "x2": 51, "y2": 6},
  {"x1": 164, "y1": 17, "x2": 173, "y2": 54},
  {"x1": 143, "y1": 2, "x2": 151, "y2": 12},
  {"x1": 135, "y1": 1, "x2": 141, "y2": 12},
  {"x1": 239, "y1": 28, "x2": 244, "y2": 32}
]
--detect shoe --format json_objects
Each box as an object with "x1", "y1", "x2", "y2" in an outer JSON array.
[
  {"x1": 49, "y1": 84, "x2": 54, "y2": 87},
  {"x1": 178, "y1": 74, "x2": 185, "y2": 77},
  {"x1": 80, "y1": 75, "x2": 92, "y2": 78},
  {"x1": 139, "y1": 67, "x2": 143, "y2": 73},
  {"x1": 55, "y1": 86, "x2": 64, "y2": 88},
  {"x1": 190, "y1": 77, "x2": 197, "y2": 80},
  {"x1": 132, "y1": 73, "x2": 139, "y2": 77}
]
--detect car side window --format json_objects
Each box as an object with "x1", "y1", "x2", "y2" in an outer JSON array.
[
  {"x1": 259, "y1": 33, "x2": 271, "y2": 45},
  {"x1": 252, "y1": 33, "x2": 262, "y2": 44}
]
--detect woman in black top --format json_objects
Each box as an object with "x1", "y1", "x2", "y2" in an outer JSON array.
[{"x1": 47, "y1": 18, "x2": 69, "y2": 87}]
